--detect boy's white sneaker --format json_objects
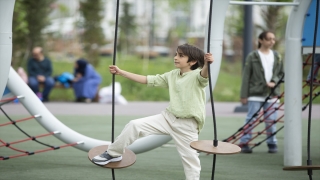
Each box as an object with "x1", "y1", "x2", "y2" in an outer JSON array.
[{"x1": 92, "y1": 151, "x2": 122, "y2": 165}]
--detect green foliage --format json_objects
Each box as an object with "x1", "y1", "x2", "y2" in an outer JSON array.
[
  {"x1": 57, "y1": 3, "x2": 69, "y2": 16},
  {"x1": 160, "y1": 0, "x2": 191, "y2": 41},
  {"x1": 78, "y1": 0, "x2": 105, "y2": 67},
  {"x1": 21, "y1": 0, "x2": 55, "y2": 48},
  {"x1": 257, "y1": 0, "x2": 292, "y2": 52},
  {"x1": 118, "y1": 2, "x2": 137, "y2": 54},
  {"x1": 49, "y1": 56, "x2": 172, "y2": 101},
  {"x1": 12, "y1": 0, "x2": 55, "y2": 68},
  {"x1": 213, "y1": 60, "x2": 242, "y2": 101},
  {"x1": 165, "y1": 0, "x2": 190, "y2": 12},
  {"x1": 49, "y1": 55, "x2": 320, "y2": 104},
  {"x1": 225, "y1": 5, "x2": 244, "y2": 37},
  {"x1": 49, "y1": 56, "x2": 244, "y2": 102},
  {"x1": 12, "y1": 1, "x2": 28, "y2": 68}
]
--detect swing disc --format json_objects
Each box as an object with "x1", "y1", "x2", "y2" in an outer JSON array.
[
  {"x1": 283, "y1": 165, "x2": 320, "y2": 171},
  {"x1": 88, "y1": 145, "x2": 136, "y2": 169},
  {"x1": 190, "y1": 140, "x2": 241, "y2": 155}
]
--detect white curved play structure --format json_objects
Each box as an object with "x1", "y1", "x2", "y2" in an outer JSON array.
[
  {"x1": 0, "y1": 0, "x2": 313, "y2": 166},
  {"x1": 6, "y1": 66, "x2": 172, "y2": 153},
  {"x1": 0, "y1": 0, "x2": 13, "y2": 101},
  {"x1": 0, "y1": 0, "x2": 172, "y2": 154}
]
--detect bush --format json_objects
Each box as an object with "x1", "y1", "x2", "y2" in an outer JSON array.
[
  {"x1": 51, "y1": 55, "x2": 317, "y2": 104},
  {"x1": 49, "y1": 55, "x2": 245, "y2": 102}
]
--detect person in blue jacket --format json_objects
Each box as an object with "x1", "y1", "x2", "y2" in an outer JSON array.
[{"x1": 72, "y1": 59, "x2": 102, "y2": 103}]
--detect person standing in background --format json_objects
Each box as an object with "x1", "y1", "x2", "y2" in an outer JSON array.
[
  {"x1": 27, "y1": 47, "x2": 55, "y2": 102},
  {"x1": 240, "y1": 31, "x2": 284, "y2": 154}
]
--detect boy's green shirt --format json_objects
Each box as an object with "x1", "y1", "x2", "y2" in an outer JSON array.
[{"x1": 147, "y1": 68, "x2": 209, "y2": 131}]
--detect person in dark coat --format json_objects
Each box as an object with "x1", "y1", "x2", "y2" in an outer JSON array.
[{"x1": 27, "y1": 47, "x2": 55, "y2": 102}]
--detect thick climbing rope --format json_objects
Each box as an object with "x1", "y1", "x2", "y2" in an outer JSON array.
[
  {"x1": 223, "y1": 59, "x2": 320, "y2": 150},
  {"x1": 305, "y1": 0, "x2": 320, "y2": 179},
  {"x1": 205, "y1": 0, "x2": 220, "y2": 179},
  {"x1": 110, "y1": 0, "x2": 120, "y2": 179},
  {"x1": 223, "y1": 75, "x2": 284, "y2": 143}
]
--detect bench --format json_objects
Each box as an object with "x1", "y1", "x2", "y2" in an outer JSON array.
[{"x1": 39, "y1": 82, "x2": 99, "y2": 102}]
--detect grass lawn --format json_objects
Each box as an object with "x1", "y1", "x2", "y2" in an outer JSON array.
[
  {"x1": 1, "y1": 113, "x2": 319, "y2": 180},
  {"x1": 48, "y1": 55, "x2": 320, "y2": 104}
]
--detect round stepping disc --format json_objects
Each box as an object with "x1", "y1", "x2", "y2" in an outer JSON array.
[
  {"x1": 88, "y1": 145, "x2": 136, "y2": 169},
  {"x1": 283, "y1": 165, "x2": 320, "y2": 171},
  {"x1": 190, "y1": 140, "x2": 241, "y2": 155}
]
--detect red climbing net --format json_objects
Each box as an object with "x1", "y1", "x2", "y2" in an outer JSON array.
[
  {"x1": 0, "y1": 96, "x2": 80, "y2": 160},
  {"x1": 223, "y1": 54, "x2": 320, "y2": 150}
]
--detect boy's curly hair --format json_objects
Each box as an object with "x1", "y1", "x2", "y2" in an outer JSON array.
[{"x1": 177, "y1": 44, "x2": 205, "y2": 70}]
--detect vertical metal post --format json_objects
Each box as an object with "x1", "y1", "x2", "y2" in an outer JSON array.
[
  {"x1": 284, "y1": 0, "x2": 310, "y2": 166},
  {"x1": 242, "y1": 0, "x2": 253, "y2": 69},
  {"x1": 234, "y1": 0, "x2": 252, "y2": 112}
]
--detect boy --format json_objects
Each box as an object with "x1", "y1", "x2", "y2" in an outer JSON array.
[{"x1": 92, "y1": 44, "x2": 214, "y2": 180}]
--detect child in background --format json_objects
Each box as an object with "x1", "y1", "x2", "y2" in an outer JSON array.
[{"x1": 240, "y1": 31, "x2": 284, "y2": 153}]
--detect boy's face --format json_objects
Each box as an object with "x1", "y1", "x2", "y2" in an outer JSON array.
[{"x1": 174, "y1": 50, "x2": 196, "y2": 72}]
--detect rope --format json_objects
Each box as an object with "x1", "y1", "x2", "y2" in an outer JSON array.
[
  {"x1": 303, "y1": 54, "x2": 313, "y2": 67},
  {"x1": 0, "y1": 116, "x2": 36, "y2": 127},
  {"x1": 228, "y1": 84, "x2": 320, "y2": 149},
  {"x1": 0, "y1": 106, "x2": 80, "y2": 160},
  {"x1": 110, "y1": 0, "x2": 120, "y2": 179},
  {"x1": 225, "y1": 83, "x2": 319, "y2": 147},
  {"x1": 224, "y1": 92, "x2": 284, "y2": 143},
  {"x1": 306, "y1": 0, "x2": 319, "y2": 178},
  {"x1": 242, "y1": 114, "x2": 284, "y2": 145},
  {"x1": 204, "y1": 0, "x2": 219, "y2": 179},
  {"x1": 0, "y1": 96, "x2": 16, "y2": 103},
  {"x1": 303, "y1": 91, "x2": 320, "y2": 111},
  {"x1": 231, "y1": 103, "x2": 284, "y2": 144},
  {"x1": 0, "y1": 139, "x2": 28, "y2": 153},
  {"x1": 0, "y1": 107, "x2": 53, "y2": 148},
  {"x1": 250, "y1": 126, "x2": 284, "y2": 150},
  {"x1": 0, "y1": 141, "x2": 79, "y2": 160},
  {"x1": 0, "y1": 132, "x2": 57, "y2": 147},
  {"x1": 223, "y1": 75, "x2": 284, "y2": 142}
]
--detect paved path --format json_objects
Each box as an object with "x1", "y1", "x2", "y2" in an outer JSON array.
[{"x1": 2, "y1": 101, "x2": 320, "y2": 119}]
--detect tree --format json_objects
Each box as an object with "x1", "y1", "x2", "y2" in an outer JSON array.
[
  {"x1": 118, "y1": 2, "x2": 136, "y2": 55},
  {"x1": 225, "y1": 5, "x2": 245, "y2": 60},
  {"x1": 12, "y1": 0, "x2": 55, "y2": 68},
  {"x1": 79, "y1": 0, "x2": 105, "y2": 66},
  {"x1": 166, "y1": 0, "x2": 191, "y2": 41},
  {"x1": 257, "y1": 0, "x2": 292, "y2": 52},
  {"x1": 224, "y1": 0, "x2": 292, "y2": 60}
]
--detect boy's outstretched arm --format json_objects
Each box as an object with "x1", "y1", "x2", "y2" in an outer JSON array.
[
  {"x1": 200, "y1": 53, "x2": 214, "y2": 78},
  {"x1": 109, "y1": 65, "x2": 147, "y2": 84}
]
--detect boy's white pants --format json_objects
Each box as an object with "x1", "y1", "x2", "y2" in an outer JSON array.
[{"x1": 108, "y1": 110, "x2": 201, "y2": 180}]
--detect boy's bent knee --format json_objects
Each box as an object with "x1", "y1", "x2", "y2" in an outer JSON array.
[{"x1": 128, "y1": 120, "x2": 141, "y2": 128}]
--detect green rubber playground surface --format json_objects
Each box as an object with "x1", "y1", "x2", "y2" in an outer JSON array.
[{"x1": 0, "y1": 114, "x2": 319, "y2": 180}]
